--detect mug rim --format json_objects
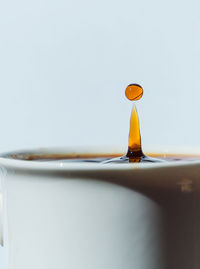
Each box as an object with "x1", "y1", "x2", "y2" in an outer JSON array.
[{"x1": 0, "y1": 146, "x2": 200, "y2": 172}]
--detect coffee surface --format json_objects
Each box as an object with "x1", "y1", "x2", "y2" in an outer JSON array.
[{"x1": 4, "y1": 152, "x2": 200, "y2": 163}]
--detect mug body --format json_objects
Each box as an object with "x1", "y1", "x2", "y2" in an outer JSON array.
[{"x1": 0, "y1": 148, "x2": 200, "y2": 269}]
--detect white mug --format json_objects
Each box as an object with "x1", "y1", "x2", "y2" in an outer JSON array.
[{"x1": 0, "y1": 147, "x2": 199, "y2": 269}]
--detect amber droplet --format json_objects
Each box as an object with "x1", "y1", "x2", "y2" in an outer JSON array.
[{"x1": 125, "y1": 84, "x2": 143, "y2": 101}]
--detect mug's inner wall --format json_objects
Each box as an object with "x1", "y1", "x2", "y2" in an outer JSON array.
[{"x1": 5, "y1": 152, "x2": 121, "y2": 161}]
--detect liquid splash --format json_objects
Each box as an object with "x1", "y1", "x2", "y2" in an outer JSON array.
[{"x1": 104, "y1": 84, "x2": 164, "y2": 163}]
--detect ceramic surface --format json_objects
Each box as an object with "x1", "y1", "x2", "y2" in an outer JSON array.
[{"x1": 0, "y1": 147, "x2": 200, "y2": 269}]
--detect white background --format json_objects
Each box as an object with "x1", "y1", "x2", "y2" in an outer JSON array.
[{"x1": 0, "y1": 0, "x2": 200, "y2": 266}]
